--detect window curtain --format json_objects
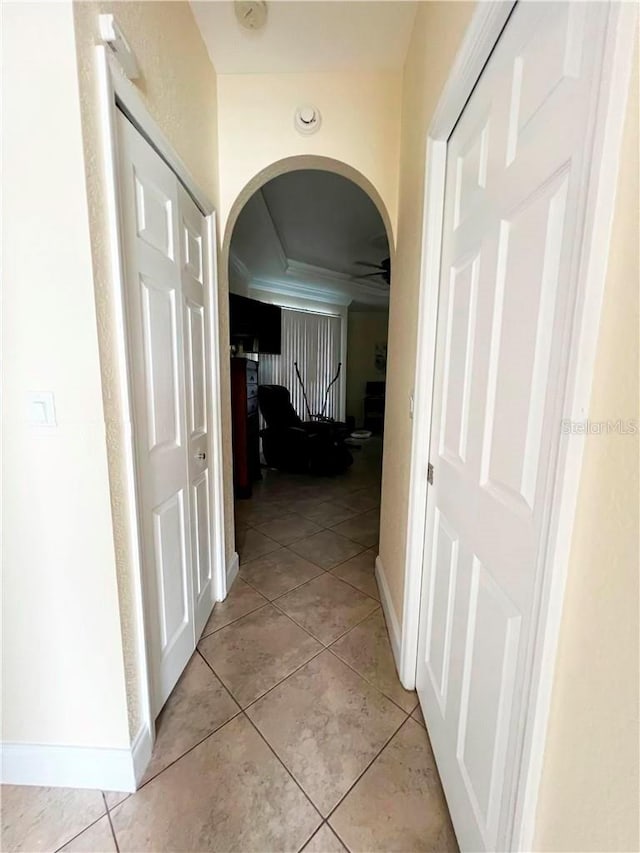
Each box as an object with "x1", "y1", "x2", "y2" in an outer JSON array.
[{"x1": 260, "y1": 308, "x2": 342, "y2": 421}]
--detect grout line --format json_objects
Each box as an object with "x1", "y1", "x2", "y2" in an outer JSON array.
[
  {"x1": 104, "y1": 797, "x2": 121, "y2": 853},
  {"x1": 324, "y1": 715, "x2": 412, "y2": 824},
  {"x1": 325, "y1": 644, "x2": 416, "y2": 717},
  {"x1": 241, "y1": 645, "x2": 327, "y2": 714},
  {"x1": 198, "y1": 600, "x2": 270, "y2": 641},
  {"x1": 268, "y1": 587, "x2": 379, "y2": 648},
  {"x1": 53, "y1": 812, "x2": 112, "y2": 853},
  {"x1": 243, "y1": 711, "x2": 324, "y2": 826}
]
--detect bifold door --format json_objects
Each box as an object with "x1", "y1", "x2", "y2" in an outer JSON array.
[
  {"x1": 116, "y1": 110, "x2": 215, "y2": 715},
  {"x1": 416, "y1": 3, "x2": 610, "y2": 850}
]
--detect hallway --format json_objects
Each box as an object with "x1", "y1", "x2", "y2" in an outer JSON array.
[{"x1": 2, "y1": 441, "x2": 456, "y2": 852}]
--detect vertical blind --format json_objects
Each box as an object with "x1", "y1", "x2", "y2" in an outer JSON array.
[{"x1": 260, "y1": 308, "x2": 342, "y2": 420}]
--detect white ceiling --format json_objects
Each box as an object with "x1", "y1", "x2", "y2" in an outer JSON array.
[
  {"x1": 191, "y1": 1, "x2": 417, "y2": 74},
  {"x1": 230, "y1": 170, "x2": 391, "y2": 308}
]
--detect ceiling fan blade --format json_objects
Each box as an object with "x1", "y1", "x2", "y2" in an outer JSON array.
[{"x1": 353, "y1": 260, "x2": 385, "y2": 269}]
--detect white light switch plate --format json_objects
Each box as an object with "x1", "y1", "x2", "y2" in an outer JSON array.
[{"x1": 27, "y1": 392, "x2": 57, "y2": 427}]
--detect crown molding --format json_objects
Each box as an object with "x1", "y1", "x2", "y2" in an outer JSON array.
[
  {"x1": 229, "y1": 249, "x2": 251, "y2": 285},
  {"x1": 249, "y1": 275, "x2": 353, "y2": 306}
]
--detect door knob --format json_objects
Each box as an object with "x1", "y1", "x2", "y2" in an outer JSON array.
[{"x1": 195, "y1": 450, "x2": 206, "y2": 461}]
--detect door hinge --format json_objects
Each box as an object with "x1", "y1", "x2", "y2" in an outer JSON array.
[{"x1": 427, "y1": 462, "x2": 434, "y2": 485}]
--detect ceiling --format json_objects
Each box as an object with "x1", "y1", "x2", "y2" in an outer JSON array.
[
  {"x1": 230, "y1": 170, "x2": 391, "y2": 309},
  {"x1": 191, "y1": 1, "x2": 417, "y2": 74},
  {"x1": 262, "y1": 170, "x2": 388, "y2": 276}
]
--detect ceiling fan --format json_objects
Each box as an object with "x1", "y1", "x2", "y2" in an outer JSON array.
[{"x1": 353, "y1": 256, "x2": 391, "y2": 285}]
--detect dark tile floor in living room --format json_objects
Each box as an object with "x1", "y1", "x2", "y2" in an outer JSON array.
[{"x1": 1, "y1": 438, "x2": 457, "y2": 853}]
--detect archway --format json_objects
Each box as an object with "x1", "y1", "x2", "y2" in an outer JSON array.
[{"x1": 221, "y1": 154, "x2": 395, "y2": 268}]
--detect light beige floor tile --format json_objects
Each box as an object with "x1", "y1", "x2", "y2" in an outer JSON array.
[
  {"x1": 289, "y1": 529, "x2": 365, "y2": 570},
  {"x1": 110, "y1": 715, "x2": 321, "y2": 852},
  {"x1": 255, "y1": 513, "x2": 322, "y2": 546},
  {"x1": 60, "y1": 816, "x2": 116, "y2": 852},
  {"x1": 0, "y1": 785, "x2": 105, "y2": 853},
  {"x1": 329, "y1": 718, "x2": 458, "y2": 853},
  {"x1": 102, "y1": 791, "x2": 129, "y2": 810},
  {"x1": 302, "y1": 823, "x2": 347, "y2": 852},
  {"x1": 198, "y1": 604, "x2": 323, "y2": 707},
  {"x1": 331, "y1": 549, "x2": 379, "y2": 600},
  {"x1": 247, "y1": 651, "x2": 405, "y2": 816},
  {"x1": 201, "y1": 578, "x2": 267, "y2": 636},
  {"x1": 141, "y1": 653, "x2": 239, "y2": 784},
  {"x1": 234, "y1": 499, "x2": 290, "y2": 527},
  {"x1": 336, "y1": 488, "x2": 380, "y2": 514},
  {"x1": 331, "y1": 510, "x2": 380, "y2": 548},
  {"x1": 331, "y1": 610, "x2": 417, "y2": 712},
  {"x1": 236, "y1": 527, "x2": 280, "y2": 562},
  {"x1": 298, "y1": 501, "x2": 360, "y2": 528},
  {"x1": 276, "y1": 574, "x2": 379, "y2": 645},
  {"x1": 239, "y1": 548, "x2": 323, "y2": 600}
]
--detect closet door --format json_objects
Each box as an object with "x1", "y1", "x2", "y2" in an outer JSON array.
[
  {"x1": 178, "y1": 184, "x2": 215, "y2": 637},
  {"x1": 116, "y1": 111, "x2": 199, "y2": 714}
]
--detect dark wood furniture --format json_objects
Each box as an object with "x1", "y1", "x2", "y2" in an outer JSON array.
[{"x1": 230, "y1": 357, "x2": 261, "y2": 498}]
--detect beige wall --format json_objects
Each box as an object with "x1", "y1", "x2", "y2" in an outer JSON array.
[
  {"x1": 382, "y1": 5, "x2": 639, "y2": 849},
  {"x1": 379, "y1": 1, "x2": 475, "y2": 617},
  {"x1": 216, "y1": 70, "x2": 402, "y2": 238},
  {"x1": 2, "y1": 0, "x2": 221, "y2": 752},
  {"x1": 216, "y1": 67, "x2": 403, "y2": 559},
  {"x1": 346, "y1": 312, "x2": 389, "y2": 426},
  {"x1": 534, "y1": 46, "x2": 639, "y2": 853},
  {"x1": 2, "y1": 1, "x2": 130, "y2": 748}
]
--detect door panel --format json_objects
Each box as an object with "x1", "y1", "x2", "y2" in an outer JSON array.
[
  {"x1": 178, "y1": 184, "x2": 215, "y2": 636},
  {"x1": 416, "y1": 4, "x2": 609, "y2": 850},
  {"x1": 117, "y1": 112, "x2": 216, "y2": 715}
]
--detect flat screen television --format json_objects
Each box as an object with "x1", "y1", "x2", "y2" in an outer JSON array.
[{"x1": 229, "y1": 294, "x2": 282, "y2": 354}]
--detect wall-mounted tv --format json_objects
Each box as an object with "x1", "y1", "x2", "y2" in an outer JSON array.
[{"x1": 229, "y1": 294, "x2": 282, "y2": 354}]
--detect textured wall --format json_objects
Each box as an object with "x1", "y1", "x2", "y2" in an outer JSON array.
[
  {"x1": 533, "y1": 44, "x2": 639, "y2": 853},
  {"x1": 379, "y1": 1, "x2": 475, "y2": 619},
  {"x1": 2, "y1": 1, "x2": 130, "y2": 748},
  {"x1": 72, "y1": 0, "x2": 220, "y2": 736}
]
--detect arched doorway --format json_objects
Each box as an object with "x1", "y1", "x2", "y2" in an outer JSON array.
[{"x1": 224, "y1": 161, "x2": 393, "y2": 589}]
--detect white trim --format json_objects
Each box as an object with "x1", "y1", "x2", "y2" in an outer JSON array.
[
  {"x1": 401, "y1": 3, "x2": 638, "y2": 851},
  {"x1": 131, "y1": 724, "x2": 153, "y2": 786},
  {"x1": 205, "y1": 213, "x2": 228, "y2": 605},
  {"x1": 1, "y1": 741, "x2": 139, "y2": 792},
  {"x1": 226, "y1": 551, "x2": 240, "y2": 592},
  {"x1": 95, "y1": 44, "x2": 227, "y2": 767},
  {"x1": 96, "y1": 45, "x2": 154, "y2": 755},
  {"x1": 375, "y1": 555, "x2": 402, "y2": 679},
  {"x1": 101, "y1": 51, "x2": 214, "y2": 216}
]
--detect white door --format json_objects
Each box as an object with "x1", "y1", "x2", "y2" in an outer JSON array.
[
  {"x1": 178, "y1": 183, "x2": 215, "y2": 638},
  {"x1": 116, "y1": 111, "x2": 215, "y2": 714},
  {"x1": 416, "y1": 4, "x2": 609, "y2": 850}
]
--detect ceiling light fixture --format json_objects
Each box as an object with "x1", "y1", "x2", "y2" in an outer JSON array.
[{"x1": 234, "y1": 1, "x2": 268, "y2": 31}]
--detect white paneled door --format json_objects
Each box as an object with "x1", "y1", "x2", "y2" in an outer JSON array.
[
  {"x1": 416, "y1": 4, "x2": 609, "y2": 851},
  {"x1": 116, "y1": 111, "x2": 215, "y2": 715}
]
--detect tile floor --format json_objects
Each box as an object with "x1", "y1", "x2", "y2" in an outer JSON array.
[{"x1": 2, "y1": 439, "x2": 457, "y2": 852}]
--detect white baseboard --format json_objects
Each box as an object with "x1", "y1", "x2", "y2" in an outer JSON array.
[
  {"x1": 226, "y1": 550, "x2": 239, "y2": 594},
  {"x1": 0, "y1": 734, "x2": 145, "y2": 791},
  {"x1": 131, "y1": 723, "x2": 152, "y2": 786},
  {"x1": 375, "y1": 555, "x2": 404, "y2": 679}
]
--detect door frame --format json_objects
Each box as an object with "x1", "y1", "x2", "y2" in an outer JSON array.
[
  {"x1": 95, "y1": 45, "x2": 227, "y2": 766},
  {"x1": 401, "y1": 2, "x2": 638, "y2": 849}
]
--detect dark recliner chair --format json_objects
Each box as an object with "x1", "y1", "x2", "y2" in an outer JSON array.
[{"x1": 258, "y1": 385, "x2": 353, "y2": 476}]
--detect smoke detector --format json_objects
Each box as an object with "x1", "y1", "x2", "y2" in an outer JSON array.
[
  {"x1": 294, "y1": 105, "x2": 322, "y2": 135},
  {"x1": 235, "y1": 1, "x2": 267, "y2": 30}
]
